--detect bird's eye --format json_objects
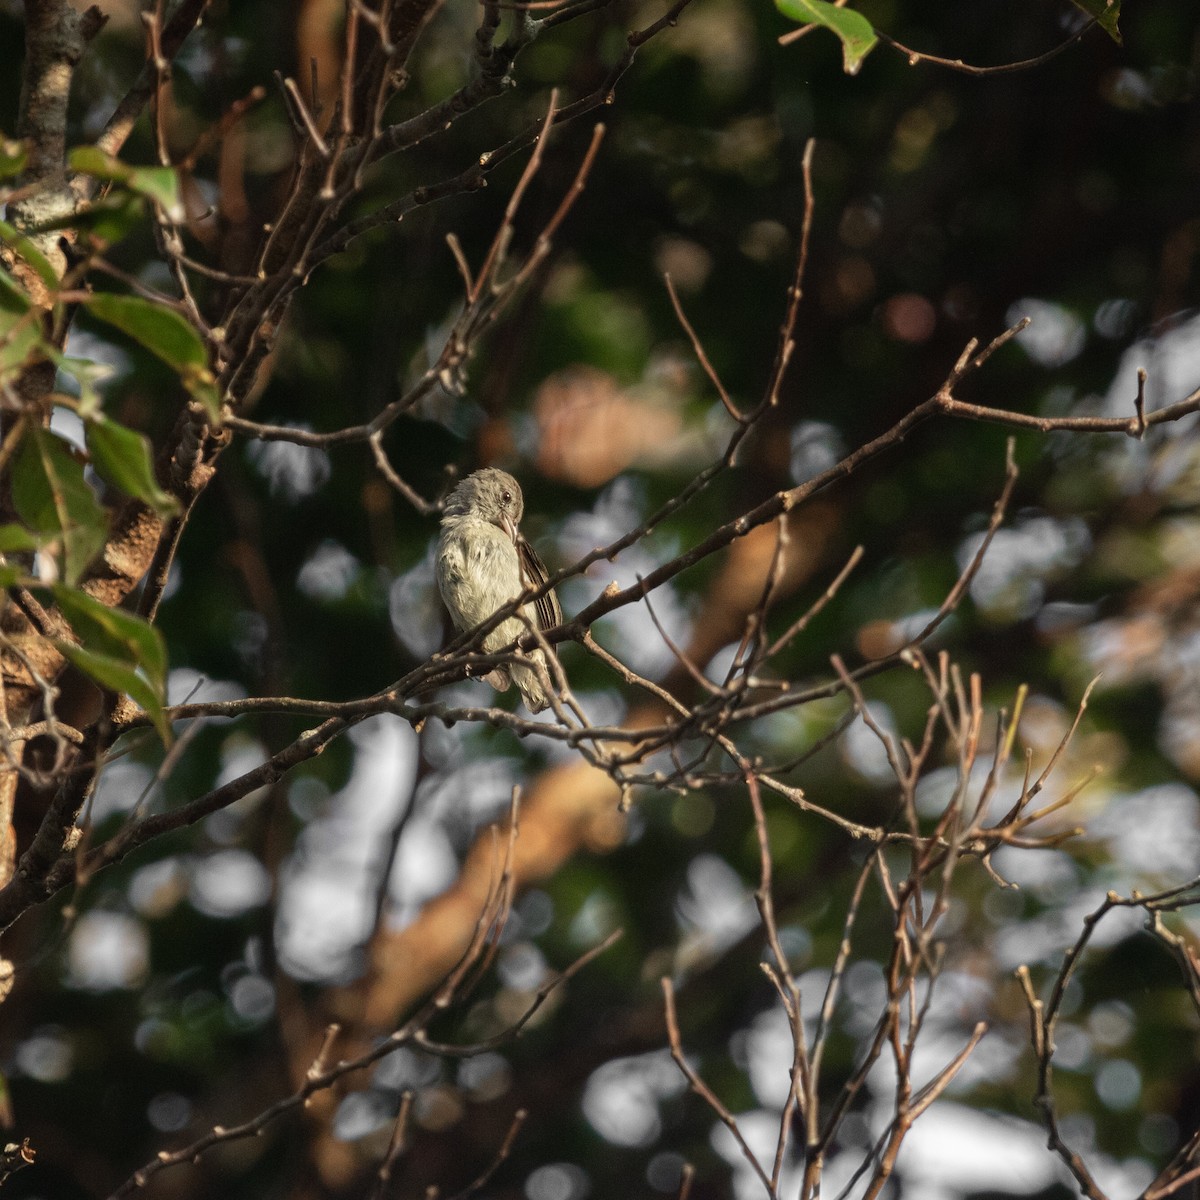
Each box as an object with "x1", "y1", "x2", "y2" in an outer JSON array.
[{"x1": 502, "y1": 490, "x2": 512, "y2": 504}]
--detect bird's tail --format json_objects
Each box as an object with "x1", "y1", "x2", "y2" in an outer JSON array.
[{"x1": 512, "y1": 652, "x2": 554, "y2": 714}]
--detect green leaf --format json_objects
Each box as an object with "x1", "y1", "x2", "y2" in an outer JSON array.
[
  {"x1": 86, "y1": 292, "x2": 221, "y2": 420},
  {"x1": 73, "y1": 193, "x2": 147, "y2": 248},
  {"x1": 55, "y1": 642, "x2": 170, "y2": 743},
  {"x1": 184, "y1": 371, "x2": 221, "y2": 421},
  {"x1": 0, "y1": 138, "x2": 27, "y2": 179},
  {"x1": 0, "y1": 220, "x2": 59, "y2": 292},
  {"x1": 0, "y1": 524, "x2": 41, "y2": 553},
  {"x1": 775, "y1": 0, "x2": 878, "y2": 74},
  {"x1": 0, "y1": 564, "x2": 25, "y2": 590},
  {"x1": 50, "y1": 583, "x2": 170, "y2": 741},
  {"x1": 0, "y1": 270, "x2": 55, "y2": 379},
  {"x1": 86, "y1": 418, "x2": 179, "y2": 515},
  {"x1": 1068, "y1": 0, "x2": 1121, "y2": 43},
  {"x1": 68, "y1": 146, "x2": 185, "y2": 220},
  {"x1": 87, "y1": 293, "x2": 206, "y2": 369},
  {"x1": 51, "y1": 584, "x2": 167, "y2": 691},
  {"x1": 50, "y1": 353, "x2": 115, "y2": 417},
  {"x1": 0, "y1": 284, "x2": 49, "y2": 378},
  {"x1": 11, "y1": 427, "x2": 108, "y2": 584},
  {"x1": 0, "y1": 1066, "x2": 13, "y2": 1128}
]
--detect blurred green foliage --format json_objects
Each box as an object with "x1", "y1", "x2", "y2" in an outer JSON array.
[{"x1": 3, "y1": 0, "x2": 1200, "y2": 1197}]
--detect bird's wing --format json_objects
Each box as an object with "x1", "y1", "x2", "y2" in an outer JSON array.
[{"x1": 517, "y1": 536, "x2": 563, "y2": 638}]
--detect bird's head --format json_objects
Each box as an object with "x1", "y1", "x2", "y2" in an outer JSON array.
[{"x1": 443, "y1": 468, "x2": 524, "y2": 542}]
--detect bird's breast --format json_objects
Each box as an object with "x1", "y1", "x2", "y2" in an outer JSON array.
[{"x1": 436, "y1": 520, "x2": 522, "y2": 631}]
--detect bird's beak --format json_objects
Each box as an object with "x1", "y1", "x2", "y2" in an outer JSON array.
[{"x1": 498, "y1": 513, "x2": 519, "y2": 544}]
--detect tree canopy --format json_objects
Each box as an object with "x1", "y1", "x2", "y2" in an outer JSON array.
[{"x1": 1, "y1": 0, "x2": 1199, "y2": 1198}]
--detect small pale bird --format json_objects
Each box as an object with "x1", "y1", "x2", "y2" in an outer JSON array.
[{"x1": 435, "y1": 468, "x2": 563, "y2": 713}]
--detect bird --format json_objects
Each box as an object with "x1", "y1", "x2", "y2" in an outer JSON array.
[{"x1": 435, "y1": 468, "x2": 563, "y2": 713}]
